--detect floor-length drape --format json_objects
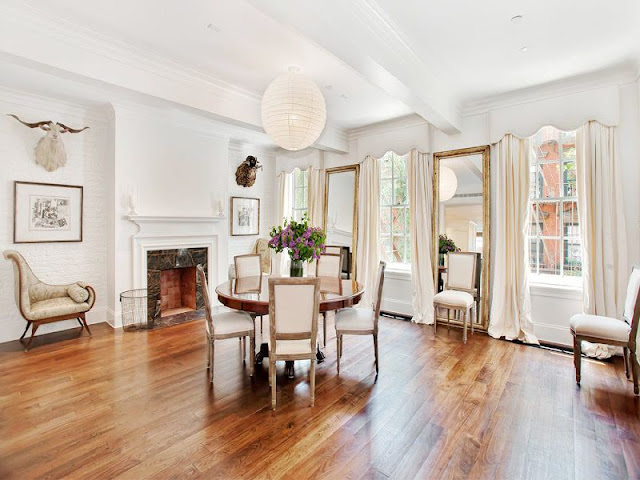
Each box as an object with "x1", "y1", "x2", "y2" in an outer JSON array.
[
  {"x1": 407, "y1": 149, "x2": 435, "y2": 324},
  {"x1": 356, "y1": 155, "x2": 380, "y2": 309},
  {"x1": 489, "y1": 135, "x2": 539, "y2": 344},
  {"x1": 275, "y1": 171, "x2": 292, "y2": 276},
  {"x1": 576, "y1": 121, "x2": 628, "y2": 358},
  {"x1": 307, "y1": 168, "x2": 324, "y2": 228}
]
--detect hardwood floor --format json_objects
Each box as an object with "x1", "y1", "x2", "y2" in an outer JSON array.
[{"x1": 1, "y1": 316, "x2": 638, "y2": 479}]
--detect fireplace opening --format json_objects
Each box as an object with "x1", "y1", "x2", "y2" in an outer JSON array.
[{"x1": 160, "y1": 266, "x2": 197, "y2": 318}]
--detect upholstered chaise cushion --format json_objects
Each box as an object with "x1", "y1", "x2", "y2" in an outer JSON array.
[
  {"x1": 335, "y1": 308, "x2": 375, "y2": 331},
  {"x1": 30, "y1": 297, "x2": 91, "y2": 321},
  {"x1": 569, "y1": 314, "x2": 631, "y2": 343},
  {"x1": 68, "y1": 284, "x2": 90, "y2": 303},
  {"x1": 433, "y1": 290, "x2": 474, "y2": 308}
]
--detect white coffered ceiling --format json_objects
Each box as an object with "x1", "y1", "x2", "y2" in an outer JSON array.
[{"x1": 1, "y1": 0, "x2": 639, "y2": 136}]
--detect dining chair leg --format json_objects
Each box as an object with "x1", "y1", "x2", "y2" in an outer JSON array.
[
  {"x1": 249, "y1": 335, "x2": 256, "y2": 377},
  {"x1": 336, "y1": 334, "x2": 341, "y2": 374},
  {"x1": 210, "y1": 340, "x2": 215, "y2": 383},
  {"x1": 310, "y1": 357, "x2": 316, "y2": 407},
  {"x1": 447, "y1": 308, "x2": 451, "y2": 331},
  {"x1": 242, "y1": 336, "x2": 246, "y2": 364},
  {"x1": 206, "y1": 339, "x2": 211, "y2": 369},
  {"x1": 323, "y1": 313, "x2": 327, "y2": 348},
  {"x1": 471, "y1": 303, "x2": 476, "y2": 335},
  {"x1": 631, "y1": 350, "x2": 639, "y2": 395},
  {"x1": 373, "y1": 333, "x2": 379, "y2": 374},
  {"x1": 260, "y1": 315, "x2": 263, "y2": 334},
  {"x1": 573, "y1": 335, "x2": 582, "y2": 384},
  {"x1": 339, "y1": 334, "x2": 343, "y2": 358},
  {"x1": 462, "y1": 308, "x2": 468, "y2": 344},
  {"x1": 623, "y1": 347, "x2": 631, "y2": 379},
  {"x1": 270, "y1": 359, "x2": 277, "y2": 409}
]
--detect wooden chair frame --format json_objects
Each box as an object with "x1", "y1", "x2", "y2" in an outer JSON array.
[
  {"x1": 234, "y1": 254, "x2": 264, "y2": 334},
  {"x1": 268, "y1": 277, "x2": 321, "y2": 409},
  {"x1": 316, "y1": 253, "x2": 343, "y2": 347},
  {"x1": 572, "y1": 265, "x2": 640, "y2": 395}
]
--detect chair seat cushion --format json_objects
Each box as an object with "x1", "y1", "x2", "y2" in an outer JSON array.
[
  {"x1": 275, "y1": 339, "x2": 313, "y2": 355},
  {"x1": 29, "y1": 297, "x2": 91, "y2": 320},
  {"x1": 433, "y1": 290, "x2": 474, "y2": 308},
  {"x1": 335, "y1": 307, "x2": 375, "y2": 332},
  {"x1": 569, "y1": 314, "x2": 630, "y2": 343},
  {"x1": 213, "y1": 311, "x2": 254, "y2": 335}
]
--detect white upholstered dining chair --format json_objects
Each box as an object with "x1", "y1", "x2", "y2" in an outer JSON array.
[
  {"x1": 315, "y1": 253, "x2": 342, "y2": 347},
  {"x1": 334, "y1": 261, "x2": 385, "y2": 374},
  {"x1": 268, "y1": 277, "x2": 321, "y2": 409},
  {"x1": 433, "y1": 252, "x2": 479, "y2": 343},
  {"x1": 234, "y1": 254, "x2": 264, "y2": 333},
  {"x1": 197, "y1": 265, "x2": 255, "y2": 383},
  {"x1": 570, "y1": 265, "x2": 640, "y2": 395}
]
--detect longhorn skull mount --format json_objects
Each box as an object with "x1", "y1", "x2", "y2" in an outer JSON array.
[{"x1": 8, "y1": 114, "x2": 90, "y2": 172}]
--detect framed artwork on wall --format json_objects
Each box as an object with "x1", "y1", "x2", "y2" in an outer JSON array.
[
  {"x1": 14, "y1": 181, "x2": 83, "y2": 243},
  {"x1": 230, "y1": 196, "x2": 260, "y2": 236}
]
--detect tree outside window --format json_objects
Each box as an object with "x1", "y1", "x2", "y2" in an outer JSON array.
[{"x1": 379, "y1": 152, "x2": 410, "y2": 265}]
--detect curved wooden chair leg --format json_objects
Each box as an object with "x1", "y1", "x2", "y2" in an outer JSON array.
[
  {"x1": 623, "y1": 347, "x2": 631, "y2": 379},
  {"x1": 80, "y1": 316, "x2": 92, "y2": 336},
  {"x1": 19, "y1": 322, "x2": 32, "y2": 340},
  {"x1": 573, "y1": 335, "x2": 582, "y2": 384},
  {"x1": 25, "y1": 323, "x2": 39, "y2": 351}
]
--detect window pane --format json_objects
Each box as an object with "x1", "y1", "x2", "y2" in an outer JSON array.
[
  {"x1": 564, "y1": 238, "x2": 582, "y2": 276},
  {"x1": 295, "y1": 186, "x2": 305, "y2": 209},
  {"x1": 380, "y1": 235, "x2": 393, "y2": 263},
  {"x1": 533, "y1": 201, "x2": 560, "y2": 237},
  {"x1": 391, "y1": 235, "x2": 404, "y2": 263},
  {"x1": 400, "y1": 235, "x2": 411, "y2": 263},
  {"x1": 394, "y1": 179, "x2": 407, "y2": 205},
  {"x1": 391, "y1": 207, "x2": 406, "y2": 235},
  {"x1": 529, "y1": 238, "x2": 544, "y2": 273},
  {"x1": 380, "y1": 179, "x2": 392, "y2": 206},
  {"x1": 404, "y1": 208, "x2": 411, "y2": 235},
  {"x1": 380, "y1": 207, "x2": 391, "y2": 235},
  {"x1": 563, "y1": 161, "x2": 577, "y2": 197},
  {"x1": 380, "y1": 157, "x2": 392, "y2": 179},
  {"x1": 538, "y1": 238, "x2": 561, "y2": 275},
  {"x1": 393, "y1": 154, "x2": 406, "y2": 177},
  {"x1": 536, "y1": 163, "x2": 561, "y2": 198}
]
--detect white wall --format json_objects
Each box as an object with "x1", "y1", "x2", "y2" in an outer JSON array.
[
  {"x1": 228, "y1": 144, "x2": 277, "y2": 264},
  {"x1": 0, "y1": 87, "x2": 108, "y2": 343}
]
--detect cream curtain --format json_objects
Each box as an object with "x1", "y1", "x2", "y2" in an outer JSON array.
[
  {"x1": 307, "y1": 168, "x2": 324, "y2": 228},
  {"x1": 275, "y1": 171, "x2": 293, "y2": 276},
  {"x1": 576, "y1": 121, "x2": 628, "y2": 358},
  {"x1": 489, "y1": 135, "x2": 539, "y2": 344},
  {"x1": 356, "y1": 155, "x2": 380, "y2": 309},
  {"x1": 407, "y1": 149, "x2": 435, "y2": 324}
]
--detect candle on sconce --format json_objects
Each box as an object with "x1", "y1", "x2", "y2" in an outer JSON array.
[
  {"x1": 128, "y1": 187, "x2": 138, "y2": 216},
  {"x1": 216, "y1": 199, "x2": 224, "y2": 217}
]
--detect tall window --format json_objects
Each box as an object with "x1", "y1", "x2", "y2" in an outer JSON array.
[
  {"x1": 528, "y1": 127, "x2": 581, "y2": 278},
  {"x1": 379, "y1": 152, "x2": 410, "y2": 265},
  {"x1": 291, "y1": 168, "x2": 308, "y2": 221}
]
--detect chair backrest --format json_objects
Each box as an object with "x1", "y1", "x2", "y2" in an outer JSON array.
[
  {"x1": 316, "y1": 253, "x2": 342, "y2": 278},
  {"x1": 234, "y1": 254, "x2": 262, "y2": 278},
  {"x1": 268, "y1": 277, "x2": 320, "y2": 353},
  {"x1": 446, "y1": 252, "x2": 478, "y2": 293},
  {"x1": 624, "y1": 266, "x2": 640, "y2": 349},
  {"x1": 196, "y1": 265, "x2": 214, "y2": 335},
  {"x1": 373, "y1": 261, "x2": 386, "y2": 327},
  {"x1": 324, "y1": 246, "x2": 342, "y2": 255},
  {"x1": 252, "y1": 238, "x2": 272, "y2": 274},
  {"x1": 3, "y1": 250, "x2": 40, "y2": 313}
]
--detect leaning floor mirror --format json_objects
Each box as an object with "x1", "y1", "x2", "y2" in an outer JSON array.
[
  {"x1": 323, "y1": 165, "x2": 359, "y2": 279},
  {"x1": 433, "y1": 146, "x2": 491, "y2": 329}
]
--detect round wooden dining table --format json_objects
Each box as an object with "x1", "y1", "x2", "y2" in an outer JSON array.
[{"x1": 215, "y1": 275, "x2": 365, "y2": 373}]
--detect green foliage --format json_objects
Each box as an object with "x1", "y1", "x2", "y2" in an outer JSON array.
[{"x1": 439, "y1": 234, "x2": 460, "y2": 254}]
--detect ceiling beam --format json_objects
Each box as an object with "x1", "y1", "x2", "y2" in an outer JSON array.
[{"x1": 248, "y1": 0, "x2": 462, "y2": 133}]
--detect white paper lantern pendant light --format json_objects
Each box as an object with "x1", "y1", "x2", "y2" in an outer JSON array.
[
  {"x1": 261, "y1": 66, "x2": 327, "y2": 151},
  {"x1": 439, "y1": 165, "x2": 458, "y2": 202}
]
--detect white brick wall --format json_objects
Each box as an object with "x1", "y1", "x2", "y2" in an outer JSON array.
[
  {"x1": 228, "y1": 145, "x2": 276, "y2": 268},
  {"x1": 0, "y1": 88, "x2": 108, "y2": 343}
]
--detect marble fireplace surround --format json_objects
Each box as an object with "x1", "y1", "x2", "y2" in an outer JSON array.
[{"x1": 128, "y1": 215, "x2": 226, "y2": 324}]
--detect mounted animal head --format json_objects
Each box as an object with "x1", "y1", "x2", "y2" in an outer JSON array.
[
  {"x1": 235, "y1": 155, "x2": 263, "y2": 188},
  {"x1": 8, "y1": 114, "x2": 90, "y2": 172}
]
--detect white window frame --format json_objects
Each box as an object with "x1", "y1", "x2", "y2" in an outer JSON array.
[
  {"x1": 379, "y1": 152, "x2": 411, "y2": 270},
  {"x1": 291, "y1": 168, "x2": 308, "y2": 221}
]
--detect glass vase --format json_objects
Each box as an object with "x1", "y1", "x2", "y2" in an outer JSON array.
[{"x1": 290, "y1": 259, "x2": 304, "y2": 277}]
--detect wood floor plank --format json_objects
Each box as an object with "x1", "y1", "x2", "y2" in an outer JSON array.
[{"x1": 1, "y1": 318, "x2": 639, "y2": 480}]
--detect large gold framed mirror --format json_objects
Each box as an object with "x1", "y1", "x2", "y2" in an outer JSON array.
[
  {"x1": 433, "y1": 146, "x2": 491, "y2": 329},
  {"x1": 323, "y1": 165, "x2": 359, "y2": 279}
]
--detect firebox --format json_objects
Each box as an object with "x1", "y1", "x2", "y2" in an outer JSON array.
[{"x1": 159, "y1": 267, "x2": 197, "y2": 317}]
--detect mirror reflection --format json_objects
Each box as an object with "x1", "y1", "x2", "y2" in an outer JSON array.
[{"x1": 324, "y1": 165, "x2": 359, "y2": 279}]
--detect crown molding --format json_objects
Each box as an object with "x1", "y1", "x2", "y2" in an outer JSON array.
[
  {"x1": 347, "y1": 114, "x2": 429, "y2": 141},
  {"x1": 462, "y1": 64, "x2": 639, "y2": 117}
]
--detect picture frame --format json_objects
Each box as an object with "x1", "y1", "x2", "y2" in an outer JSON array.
[
  {"x1": 230, "y1": 196, "x2": 260, "y2": 236},
  {"x1": 14, "y1": 181, "x2": 83, "y2": 243}
]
